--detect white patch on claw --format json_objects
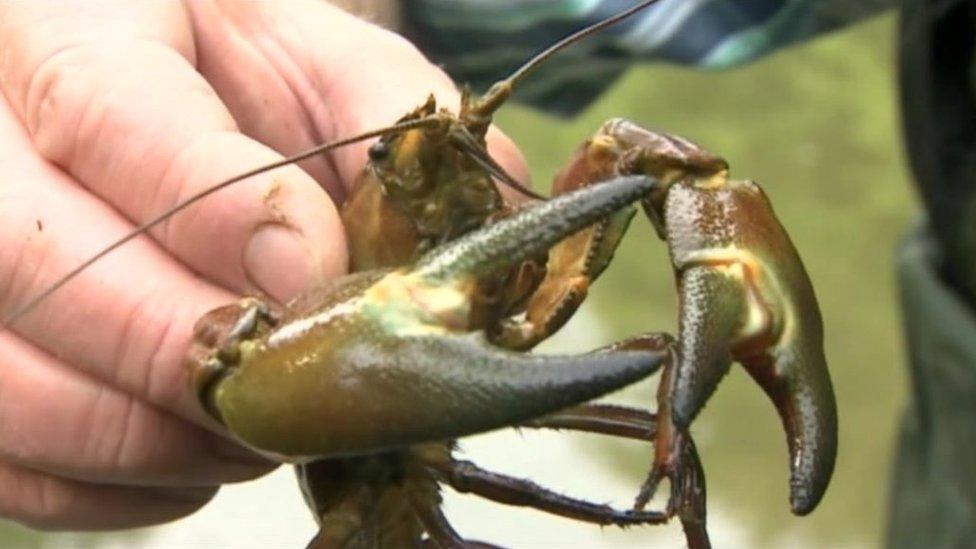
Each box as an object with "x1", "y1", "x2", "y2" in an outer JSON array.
[{"x1": 267, "y1": 298, "x2": 363, "y2": 346}]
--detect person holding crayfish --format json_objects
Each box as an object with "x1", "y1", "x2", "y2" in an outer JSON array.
[
  {"x1": 0, "y1": 1, "x2": 966, "y2": 548},
  {"x1": 0, "y1": 0, "x2": 527, "y2": 530}
]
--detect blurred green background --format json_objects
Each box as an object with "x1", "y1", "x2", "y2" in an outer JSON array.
[{"x1": 1, "y1": 11, "x2": 914, "y2": 548}]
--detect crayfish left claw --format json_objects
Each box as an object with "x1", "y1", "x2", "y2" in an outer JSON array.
[
  {"x1": 654, "y1": 179, "x2": 837, "y2": 516},
  {"x1": 666, "y1": 253, "x2": 837, "y2": 515},
  {"x1": 204, "y1": 330, "x2": 667, "y2": 460}
]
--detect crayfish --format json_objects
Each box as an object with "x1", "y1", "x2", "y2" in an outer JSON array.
[{"x1": 5, "y1": 1, "x2": 837, "y2": 547}]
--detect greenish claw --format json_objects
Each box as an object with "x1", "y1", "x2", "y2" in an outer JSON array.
[{"x1": 188, "y1": 176, "x2": 667, "y2": 460}]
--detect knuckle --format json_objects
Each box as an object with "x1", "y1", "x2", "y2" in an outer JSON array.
[
  {"x1": 86, "y1": 392, "x2": 184, "y2": 483},
  {"x1": 85, "y1": 389, "x2": 140, "y2": 475},
  {"x1": 24, "y1": 39, "x2": 229, "y2": 194},
  {"x1": 24, "y1": 42, "x2": 98, "y2": 164}
]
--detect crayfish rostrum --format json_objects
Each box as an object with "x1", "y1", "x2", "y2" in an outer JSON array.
[{"x1": 10, "y1": 1, "x2": 839, "y2": 547}]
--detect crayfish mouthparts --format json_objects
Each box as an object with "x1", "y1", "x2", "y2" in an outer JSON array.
[{"x1": 187, "y1": 176, "x2": 670, "y2": 460}]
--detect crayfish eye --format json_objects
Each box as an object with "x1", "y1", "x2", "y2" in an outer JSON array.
[{"x1": 368, "y1": 141, "x2": 390, "y2": 162}]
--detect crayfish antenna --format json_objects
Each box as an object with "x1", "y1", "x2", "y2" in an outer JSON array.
[
  {"x1": 1, "y1": 118, "x2": 442, "y2": 330},
  {"x1": 453, "y1": 0, "x2": 664, "y2": 200},
  {"x1": 467, "y1": 0, "x2": 665, "y2": 119}
]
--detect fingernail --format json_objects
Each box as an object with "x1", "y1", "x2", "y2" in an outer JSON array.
[{"x1": 244, "y1": 224, "x2": 318, "y2": 303}]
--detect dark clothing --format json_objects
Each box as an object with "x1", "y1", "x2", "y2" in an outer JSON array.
[{"x1": 887, "y1": 2, "x2": 976, "y2": 547}]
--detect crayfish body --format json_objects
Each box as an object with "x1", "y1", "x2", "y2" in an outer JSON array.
[
  {"x1": 187, "y1": 110, "x2": 837, "y2": 547},
  {"x1": 186, "y1": 5, "x2": 836, "y2": 548}
]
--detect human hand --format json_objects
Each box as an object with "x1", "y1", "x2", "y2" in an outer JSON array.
[{"x1": 0, "y1": 0, "x2": 526, "y2": 530}]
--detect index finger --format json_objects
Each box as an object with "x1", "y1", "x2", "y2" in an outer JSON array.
[{"x1": 0, "y1": 1, "x2": 346, "y2": 301}]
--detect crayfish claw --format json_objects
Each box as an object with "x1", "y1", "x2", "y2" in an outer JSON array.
[
  {"x1": 414, "y1": 175, "x2": 655, "y2": 283},
  {"x1": 328, "y1": 332, "x2": 669, "y2": 451},
  {"x1": 741, "y1": 348, "x2": 837, "y2": 515},
  {"x1": 668, "y1": 265, "x2": 748, "y2": 430},
  {"x1": 660, "y1": 213, "x2": 837, "y2": 515},
  {"x1": 215, "y1": 331, "x2": 669, "y2": 458}
]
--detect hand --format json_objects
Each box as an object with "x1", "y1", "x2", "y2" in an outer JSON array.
[{"x1": 0, "y1": 0, "x2": 526, "y2": 530}]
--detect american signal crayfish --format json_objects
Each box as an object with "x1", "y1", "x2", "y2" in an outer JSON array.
[{"x1": 6, "y1": 1, "x2": 837, "y2": 547}]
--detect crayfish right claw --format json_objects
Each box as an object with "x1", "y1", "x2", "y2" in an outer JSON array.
[{"x1": 650, "y1": 175, "x2": 838, "y2": 516}]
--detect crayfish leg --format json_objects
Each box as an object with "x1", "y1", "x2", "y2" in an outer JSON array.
[
  {"x1": 409, "y1": 488, "x2": 503, "y2": 549},
  {"x1": 586, "y1": 333, "x2": 712, "y2": 549},
  {"x1": 423, "y1": 457, "x2": 668, "y2": 528},
  {"x1": 519, "y1": 387, "x2": 712, "y2": 548},
  {"x1": 520, "y1": 403, "x2": 657, "y2": 440}
]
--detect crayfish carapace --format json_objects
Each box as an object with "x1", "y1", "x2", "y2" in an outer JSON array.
[{"x1": 5, "y1": 1, "x2": 837, "y2": 547}]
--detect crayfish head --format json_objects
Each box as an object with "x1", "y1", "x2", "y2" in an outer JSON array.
[
  {"x1": 360, "y1": 94, "x2": 503, "y2": 246},
  {"x1": 186, "y1": 298, "x2": 279, "y2": 423}
]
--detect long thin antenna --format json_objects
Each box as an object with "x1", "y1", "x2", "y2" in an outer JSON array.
[
  {"x1": 449, "y1": 128, "x2": 544, "y2": 200},
  {"x1": 508, "y1": 0, "x2": 662, "y2": 87},
  {"x1": 472, "y1": 0, "x2": 663, "y2": 115},
  {"x1": 3, "y1": 117, "x2": 440, "y2": 327}
]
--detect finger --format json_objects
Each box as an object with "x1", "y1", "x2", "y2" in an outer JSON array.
[
  {"x1": 184, "y1": 0, "x2": 531, "y2": 200},
  {"x1": 0, "y1": 93, "x2": 230, "y2": 426},
  {"x1": 0, "y1": 331, "x2": 272, "y2": 487},
  {"x1": 0, "y1": 462, "x2": 217, "y2": 531},
  {"x1": 0, "y1": 1, "x2": 344, "y2": 302}
]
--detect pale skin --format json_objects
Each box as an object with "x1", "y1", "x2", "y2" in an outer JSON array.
[{"x1": 0, "y1": 0, "x2": 526, "y2": 530}]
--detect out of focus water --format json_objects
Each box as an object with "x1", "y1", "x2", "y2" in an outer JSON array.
[{"x1": 2, "y1": 12, "x2": 914, "y2": 549}]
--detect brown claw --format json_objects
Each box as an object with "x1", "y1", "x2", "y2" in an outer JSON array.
[
  {"x1": 666, "y1": 257, "x2": 837, "y2": 515},
  {"x1": 741, "y1": 348, "x2": 837, "y2": 514}
]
